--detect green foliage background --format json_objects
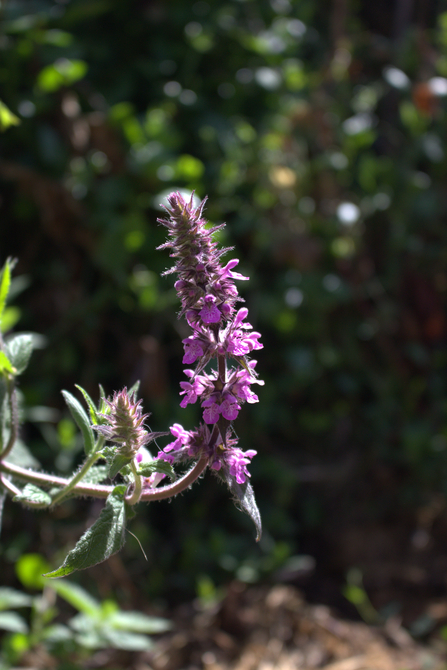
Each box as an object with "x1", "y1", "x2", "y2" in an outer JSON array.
[{"x1": 2, "y1": 0, "x2": 447, "y2": 603}]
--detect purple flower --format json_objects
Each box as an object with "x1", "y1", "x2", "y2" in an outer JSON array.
[
  {"x1": 182, "y1": 336, "x2": 205, "y2": 365},
  {"x1": 220, "y1": 394, "x2": 241, "y2": 421},
  {"x1": 164, "y1": 423, "x2": 191, "y2": 452},
  {"x1": 199, "y1": 295, "x2": 221, "y2": 324},
  {"x1": 157, "y1": 191, "x2": 264, "y2": 488}
]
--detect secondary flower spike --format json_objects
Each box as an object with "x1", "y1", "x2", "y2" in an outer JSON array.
[
  {"x1": 158, "y1": 192, "x2": 264, "y2": 513},
  {"x1": 94, "y1": 388, "x2": 167, "y2": 458}
]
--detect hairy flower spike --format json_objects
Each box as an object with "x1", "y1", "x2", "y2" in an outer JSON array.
[
  {"x1": 94, "y1": 388, "x2": 165, "y2": 458},
  {"x1": 158, "y1": 191, "x2": 264, "y2": 499}
]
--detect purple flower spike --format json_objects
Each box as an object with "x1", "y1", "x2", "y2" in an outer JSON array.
[{"x1": 158, "y1": 192, "x2": 264, "y2": 521}]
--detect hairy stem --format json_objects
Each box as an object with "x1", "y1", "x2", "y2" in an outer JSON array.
[
  {"x1": 125, "y1": 459, "x2": 142, "y2": 505},
  {"x1": 50, "y1": 447, "x2": 101, "y2": 506},
  {"x1": 140, "y1": 455, "x2": 208, "y2": 501},
  {"x1": 0, "y1": 378, "x2": 18, "y2": 460},
  {"x1": 0, "y1": 454, "x2": 209, "y2": 502}
]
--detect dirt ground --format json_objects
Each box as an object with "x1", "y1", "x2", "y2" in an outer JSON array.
[{"x1": 144, "y1": 583, "x2": 445, "y2": 670}]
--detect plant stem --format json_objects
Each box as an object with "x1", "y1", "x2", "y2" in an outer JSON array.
[
  {"x1": 140, "y1": 455, "x2": 208, "y2": 501},
  {"x1": 0, "y1": 378, "x2": 18, "y2": 460},
  {"x1": 0, "y1": 454, "x2": 209, "y2": 502},
  {"x1": 50, "y1": 449, "x2": 101, "y2": 506},
  {"x1": 125, "y1": 459, "x2": 142, "y2": 505},
  {"x1": 0, "y1": 460, "x2": 111, "y2": 497}
]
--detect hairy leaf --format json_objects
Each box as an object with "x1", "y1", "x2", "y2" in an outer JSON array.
[
  {"x1": 220, "y1": 468, "x2": 262, "y2": 541},
  {"x1": 13, "y1": 484, "x2": 52, "y2": 508},
  {"x1": 75, "y1": 384, "x2": 99, "y2": 424},
  {"x1": 0, "y1": 259, "x2": 11, "y2": 320},
  {"x1": 108, "y1": 453, "x2": 132, "y2": 480},
  {"x1": 44, "y1": 489, "x2": 127, "y2": 578},
  {"x1": 80, "y1": 464, "x2": 109, "y2": 484},
  {"x1": 5, "y1": 334, "x2": 33, "y2": 375},
  {"x1": 62, "y1": 390, "x2": 95, "y2": 455},
  {"x1": 137, "y1": 459, "x2": 176, "y2": 480}
]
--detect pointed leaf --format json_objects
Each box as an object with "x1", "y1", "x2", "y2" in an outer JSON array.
[
  {"x1": 109, "y1": 610, "x2": 172, "y2": 633},
  {"x1": 137, "y1": 459, "x2": 176, "y2": 480},
  {"x1": 74, "y1": 384, "x2": 99, "y2": 424},
  {"x1": 43, "y1": 490, "x2": 127, "y2": 578},
  {"x1": 0, "y1": 611, "x2": 28, "y2": 633},
  {"x1": 0, "y1": 588, "x2": 33, "y2": 610},
  {"x1": 5, "y1": 334, "x2": 33, "y2": 374},
  {"x1": 62, "y1": 390, "x2": 95, "y2": 455},
  {"x1": 0, "y1": 260, "x2": 11, "y2": 319},
  {"x1": 100, "y1": 628, "x2": 153, "y2": 651},
  {"x1": 108, "y1": 453, "x2": 133, "y2": 479},
  {"x1": 220, "y1": 468, "x2": 262, "y2": 541},
  {"x1": 0, "y1": 351, "x2": 14, "y2": 375},
  {"x1": 80, "y1": 465, "x2": 108, "y2": 485},
  {"x1": 49, "y1": 580, "x2": 100, "y2": 616},
  {"x1": 0, "y1": 101, "x2": 20, "y2": 131},
  {"x1": 127, "y1": 379, "x2": 140, "y2": 398},
  {"x1": 13, "y1": 484, "x2": 52, "y2": 508}
]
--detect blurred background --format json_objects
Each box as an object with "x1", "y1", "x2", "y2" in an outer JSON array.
[{"x1": 1, "y1": 0, "x2": 447, "y2": 658}]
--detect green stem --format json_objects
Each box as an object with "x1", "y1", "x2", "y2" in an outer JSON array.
[
  {"x1": 125, "y1": 459, "x2": 142, "y2": 506},
  {"x1": 50, "y1": 446, "x2": 102, "y2": 506}
]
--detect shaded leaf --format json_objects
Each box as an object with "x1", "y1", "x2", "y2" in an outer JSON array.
[
  {"x1": 44, "y1": 490, "x2": 127, "y2": 578},
  {"x1": 110, "y1": 610, "x2": 172, "y2": 633},
  {"x1": 0, "y1": 101, "x2": 20, "y2": 131},
  {"x1": 49, "y1": 580, "x2": 100, "y2": 616},
  {"x1": 0, "y1": 611, "x2": 28, "y2": 633},
  {"x1": 108, "y1": 453, "x2": 132, "y2": 479},
  {"x1": 5, "y1": 334, "x2": 33, "y2": 374},
  {"x1": 0, "y1": 259, "x2": 11, "y2": 319},
  {"x1": 220, "y1": 468, "x2": 262, "y2": 541},
  {"x1": 13, "y1": 484, "x2": 52, "y2": 508},
  {"x1": 62, "y1": 390, "x2": 95, "y2": 455},
  {"x1": 75, "y1": 384, "x2": 99, "y2": 424},
  {"x1": 81, "y1": 464, "x2": 108, "y2": 484},
  {"x1": 0, "y1": 588, "x2": 33, "y2": 610},
  {"x1": 137, "y1": 458, "x2": 176, "y2": 480},
  {"x1": 0, "y1": 351, "x2": 14, "y2": 375}
]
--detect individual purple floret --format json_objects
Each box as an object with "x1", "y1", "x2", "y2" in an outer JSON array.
[{"x1": 157, "y1": 191, "x2": 263, "y2": 485}]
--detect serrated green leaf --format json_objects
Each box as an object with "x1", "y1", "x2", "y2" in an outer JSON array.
[
  {"x1": 110, "y1": 610, "x2": 172, "y2": 633},
  {"x1": 0, "y1": 260, "x2": 11, "y2": 319},
  {"x1": 0, "y1": 588, "x2": 33, "y2": 610},
  {"x1": 6, "y1": 334, "x2": 33, "y2": 375},
  {"x1": 48, "y1": 580, "x2": 100, "y2": 616},
  {"x1": 137, "y1": 459, "x2": 176, "y2": 480},
  {"x1": 0, "y1": 611, "x2": 28, "y2": 633},
  {"x1": 74, "y1": 384, "x2": 99, "y2": 424},
  {"x1": 44, "y1": 490, "x2": 127, "y2": 578},
  {"x1": 81, "y1": 465, "x2": 108, "y2": 484},
  {"x1": 220, "y1": 468, "x2": 262, "y2": 541},
  {"x1": 108, "y1": 453, "x2": 132, "y2": 479},
  {"x1": 0, "y1": 351, "x2": 14, "y2": 374},
  {"x1": 13, "y1": 484, "x2": 52, "y2": 508},
  {"x1": 62, "y1": 390, "x2": 95, "y2": 455}
]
